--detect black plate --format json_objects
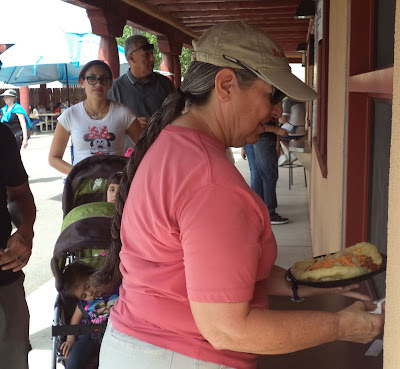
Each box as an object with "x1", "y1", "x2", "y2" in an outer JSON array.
[{"x1": 285, "y1": 253, "x2": 387, "y2": 288}]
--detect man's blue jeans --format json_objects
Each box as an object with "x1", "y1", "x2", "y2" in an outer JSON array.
[{"x1": 244, "y1": 133, "x2": 278, "y2": 215}]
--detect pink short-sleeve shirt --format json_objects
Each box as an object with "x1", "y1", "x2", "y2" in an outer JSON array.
[{"x1": 111, "y1": 125, "x2": 277, "y2": 369}]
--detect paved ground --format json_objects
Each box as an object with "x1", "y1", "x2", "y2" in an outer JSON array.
[{"x1": 22, "y1": 132, "x2": 312, "y2": 368}]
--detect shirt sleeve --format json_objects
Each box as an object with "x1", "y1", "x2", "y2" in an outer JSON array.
[
  {"x1": 1, "y1": 125, "x2": 28, "y2": 187},
  {"x1": 56, "y1": 108, "x2": 71, "y2": 132},
  {"x1": 121, "y1": 105, "x2": 136, "y2": 129},
  {"x1": 177, "y1": 184, "x2": 265, "y2": 303}
]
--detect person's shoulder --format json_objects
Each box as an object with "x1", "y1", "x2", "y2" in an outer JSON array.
[
  {"x1": 153, "y1": 72, "x2": 174, "y2": 84},
  {"x1": 110, "y1": 100, "x2": 135, "y2": 115},
  {"x1": 0, "y1": 124, "x2": 21, "y2": 157},
  {"x1": 58, "y1": 102, "x2": 82, "y2": 119},
  {"x1": 112, "y1": 72, "x2": 128, "y2": 85}
]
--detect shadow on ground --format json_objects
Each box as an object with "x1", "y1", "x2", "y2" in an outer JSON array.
[{"x1": 29, "y1": 176, "x2": 63, "y2": 184}]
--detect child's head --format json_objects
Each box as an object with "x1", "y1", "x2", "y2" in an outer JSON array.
[
  {"x1": 63, "y1": 262, "x2": 98, "y2": 301},
  {"x1": 106, "y1": 172, "x2": 123, "y2": 203}
]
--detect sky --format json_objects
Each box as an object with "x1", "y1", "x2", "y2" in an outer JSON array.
[{"x1": 0, "y1": 0, "x2": 92, "y2": 43}]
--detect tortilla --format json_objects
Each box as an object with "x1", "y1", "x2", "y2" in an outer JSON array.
[{"x1": 290, "y1": 242, "x2": 383, "y2": 282}]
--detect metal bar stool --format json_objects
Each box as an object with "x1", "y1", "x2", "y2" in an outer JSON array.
[{"x1": 279, "y1": 137, "x2": 309, "y2": 190}]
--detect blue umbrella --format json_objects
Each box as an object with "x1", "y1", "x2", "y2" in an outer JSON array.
[{"x1": 0, "y1": 32, "x2": 128, "y2": 101}]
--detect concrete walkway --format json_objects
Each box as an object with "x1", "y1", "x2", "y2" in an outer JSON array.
[{"x1": 24, "y1": 137, "x2": 313, "y2": 368}]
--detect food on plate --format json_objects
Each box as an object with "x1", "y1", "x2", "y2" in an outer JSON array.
[{"x1": 290, "y1": 242, "x2": 383, "y2": 282}]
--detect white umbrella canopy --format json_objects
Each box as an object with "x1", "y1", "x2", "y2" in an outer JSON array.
[
  {"x1": 0, "y1": 0, "x2": 92, "y2": 44},
  {"x1": 0, "y1": 32, "x2": 128, "y2": 87}
]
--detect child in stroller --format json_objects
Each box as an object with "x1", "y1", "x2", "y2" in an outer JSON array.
[
  {"x1": 51, "y1": 155, "x2": 127, "y2": 369},
  {"x1": 105, "y1": 172, "x2": 122, "y2": 204},
  {"x1": 60, "y1": 262, "x2": 119, "y2": 368}
]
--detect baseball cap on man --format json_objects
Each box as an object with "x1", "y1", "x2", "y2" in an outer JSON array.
[
  {"x1": 0, "y1": 89, "x2": 17, "y2": 98},
  {"x1": 192, "y1": 21, "x2": 318, "y2": 102}
]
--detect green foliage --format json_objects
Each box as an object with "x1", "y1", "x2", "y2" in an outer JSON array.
[
  {"x1": 116, "y1": 25, "x2": 192, "y2": 78},
  {"x1": 116, "y1": 26, "x2": 132, "y2": 48},
  {"x1": 179, "y1": 48, "x2": 192, "y2": 77}
]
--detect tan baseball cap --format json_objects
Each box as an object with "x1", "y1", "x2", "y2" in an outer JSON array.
[{"x1": 192, "y1": 21, "x2": 318, "y2": 102}]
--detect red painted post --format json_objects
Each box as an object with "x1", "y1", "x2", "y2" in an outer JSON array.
[
  {"x1": 173, "y1": 55, "x2": 181, "y2": 88},
  {"x1": 19, "y1": 86, "x2": 30, "y2": 114},
  {"x1": 99, "y1": 36, "x2": 120, "y2": 80},
  {"x1": 160, "y1": 53, "x2": 174, "y2": 83}
]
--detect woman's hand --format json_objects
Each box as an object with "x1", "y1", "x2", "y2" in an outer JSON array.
[
  {"x1": 137, "y1": 117, "x2": 148, "y2": 129},
  {"x1": 337, "y1": 301, "x2": 384, "y2": 343},
  {"x1": 276, "y1": 127, "x2": 290, "y2": 137},
  {"x1": 22, "y1": 137, "x2": 28, "y2": 149}
]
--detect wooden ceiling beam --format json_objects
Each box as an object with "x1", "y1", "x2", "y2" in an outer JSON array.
[
  {"x1": 158, "y1": 3, "x2": 298, "y2": 12},
  {"x1": 122, "y1": 0, "x2": 200, "y2": 38},
  {"x1": 147, "y1": 0, "x2": 301, "y2": 5},
  {"x1": 184, "y1": 20, "x2": 308, "y2": 29},
  {"x1": 169, "y1": 10, "x2": 297, "y2": 17}
]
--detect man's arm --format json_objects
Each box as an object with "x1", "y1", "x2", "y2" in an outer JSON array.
[{"x1": 0, "y1": 182, "x2": 36, "y2": 271}]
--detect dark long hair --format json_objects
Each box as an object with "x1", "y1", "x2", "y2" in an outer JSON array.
[{"x1": 91, "y1": 61, "x2": 258, "y2": 289}]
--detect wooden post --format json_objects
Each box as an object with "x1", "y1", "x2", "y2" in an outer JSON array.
[
  {"x1": 39, "y1": 84, "x2": 47, "y2": 107},
  {"x1": 99, "y1": 36, "x2": 120, "y2": 80},
  {"x1": 160, "y1": 53, "x2": 175, "y2": 84},
  {"x1": 173, "y1": 55, "x2": 181, "y2": 88},
  {"x1": 157, "y1": 36, "x2": 183, "y2": 87},
  {"x1": 86, "y1": 8, "x2": 126, "y2": 80}
]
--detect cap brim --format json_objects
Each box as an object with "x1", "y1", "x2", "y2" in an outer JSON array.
[{"x1": 259, "y1": 70, "x2": 319, "y2": 102}]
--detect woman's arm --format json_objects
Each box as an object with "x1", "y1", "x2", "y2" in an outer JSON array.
[
  {"x1": 266, "y1": 265, "x2": 371, "y2": 301},
  {"x1": 48, "y1": 124, "x2": 73, "y2": 175},
  {"x1": 262, "y1": 124, "x2": 289, "y2": 137},
  {"x1": 190, "y1": 298, "x2": 383, "y2": 355},
  {"x1": 126, "y1": 118, "x2": 146, "y2": 145},
  {"x1": 16, "y1": 113, "x2": 28, "y2": 149}
]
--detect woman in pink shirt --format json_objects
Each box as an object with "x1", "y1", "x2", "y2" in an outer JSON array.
[{"x1": 93, "y1": 22, "x2": 383, "y2": 369}]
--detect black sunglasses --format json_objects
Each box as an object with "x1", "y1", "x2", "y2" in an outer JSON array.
[
  {"x1": 222, "y1": 55, "x2": 286, "y2": 105},
  {"x1": 130, "y1": 43, "x2": 154, "y2": 54},
  {"x1": 84, "y1": 76, "x2": 112, "y2": 86}
]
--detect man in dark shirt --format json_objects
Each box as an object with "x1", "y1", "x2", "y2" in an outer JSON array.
[
  {"x1": 108, "y1": 35, "x2": 175, "y2": 149},
  {"x1": 0, "y1": 123, "x2": 36, "y2": 369}
]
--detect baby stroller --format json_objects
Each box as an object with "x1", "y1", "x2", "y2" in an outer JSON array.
[{"x1": 50, "y1": 155, "x2": 127, "y2": 369}]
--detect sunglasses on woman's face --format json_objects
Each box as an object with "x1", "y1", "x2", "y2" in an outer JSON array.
[
  {"x1": 84, "y1": 76, "x2": 112, "y2": 86},
  {"x1": 222, "y1": 55, "x2": 286, "y2": 105}
]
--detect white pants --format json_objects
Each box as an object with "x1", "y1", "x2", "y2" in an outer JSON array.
[{"x1": 99, "y1": 320, "x2": 236, "y2": 369}]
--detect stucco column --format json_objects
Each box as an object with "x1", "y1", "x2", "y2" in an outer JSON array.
[
  {"x1": 385, "y1": 1, "x2": 400, "y2": 367},
  {"x1": 19, "y1": 86, "x2": 29, "y2": 115},
  {"x1": 157, "y1": 36, "x2": 183, "y2": 87},
  {"x1": 86, "y1": 8, "x2": 126, "y2": 80}
]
